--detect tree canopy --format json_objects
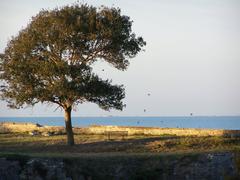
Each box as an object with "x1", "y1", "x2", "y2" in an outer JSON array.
[
  {"x1": 0, "y1": 4, "x2": 145, "y2": 110},
  {"x1": 0, "y1": 4, "x2": 146, "y2": 145}
]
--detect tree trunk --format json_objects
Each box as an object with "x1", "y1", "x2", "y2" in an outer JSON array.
[{"x1": 64, "y1": 106, "x2": 74, "y2": 146}]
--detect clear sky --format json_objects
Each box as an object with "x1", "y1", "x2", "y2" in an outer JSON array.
[{"x1": 0, "y1": 0, "x2": 239, "y2": 117}]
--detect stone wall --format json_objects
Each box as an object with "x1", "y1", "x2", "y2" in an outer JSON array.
[
  {"x1": 87, "y1": 125, "x2": 240, "y2": 137},
  {"x1": 0, "y1": 152, "x2": 239, "y2": 179}
]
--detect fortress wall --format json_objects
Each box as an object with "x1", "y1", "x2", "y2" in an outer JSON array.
[{"x1": 87, "y1": 125, "x2": 240, "y2": 137}]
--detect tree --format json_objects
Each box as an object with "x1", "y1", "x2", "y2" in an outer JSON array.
[{"x1": 0, "y1": 4, "x2": 145, "y2": 146}]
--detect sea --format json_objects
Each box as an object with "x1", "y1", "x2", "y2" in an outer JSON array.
[{"x1": 0, "y1": 116, "x2": 240, "y2": 130}]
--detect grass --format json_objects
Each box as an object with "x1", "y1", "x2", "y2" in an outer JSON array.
[
  {"x1": 1, "y1": 133, "x2": 239, "y2": 179},
  {"x1": 0, "y1": 133, "x2": 240, "y2": 156}
]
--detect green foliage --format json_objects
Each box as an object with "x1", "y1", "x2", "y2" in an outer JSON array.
[{"x1": 0, "y1": 3, "x2": 145, "y2": 110}]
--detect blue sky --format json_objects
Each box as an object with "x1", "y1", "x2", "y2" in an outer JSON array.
[{"x1": 0, "y1": 0, "x2": 240, "y2": 117}]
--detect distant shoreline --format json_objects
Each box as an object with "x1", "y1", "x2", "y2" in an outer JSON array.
[
  {"x1": 1, "y1": 115, "x2": 240, "y2": 118},
  {"x1": 1, "y1": 116, "x2": 240, "y2": 130}
]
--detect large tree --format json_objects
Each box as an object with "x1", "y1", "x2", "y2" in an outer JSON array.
[{"x1": 0, "y1": 4, "x2": 145, "y2": 145}]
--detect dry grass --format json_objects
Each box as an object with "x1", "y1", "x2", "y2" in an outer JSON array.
[{"x1": 0, "y1": 133, "x2": 239, "y2": 156}]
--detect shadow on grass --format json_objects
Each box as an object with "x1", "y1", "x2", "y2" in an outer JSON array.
[
  {"x1": 1, "y1": 132, "x2": 240, "y2": 155},
  {"x1": 0, "y1": 135, "x2": 180, "y2": 154}
]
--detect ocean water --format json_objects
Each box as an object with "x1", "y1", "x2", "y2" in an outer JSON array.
[{"x1": 0, "y1": 116, "x2": 240, "y2": 130}]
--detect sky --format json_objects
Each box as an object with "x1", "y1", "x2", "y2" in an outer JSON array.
[{"x1": 0, "y1": 0, "x2": 240, "y2": 117}]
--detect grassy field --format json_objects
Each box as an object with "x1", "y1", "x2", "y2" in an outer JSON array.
[
  {"x1": 0, "y1": 133, "x2": 240, "y2": 157},
  {"x1": 1, "y1": 133, "x2": 240, "y2": 179}
]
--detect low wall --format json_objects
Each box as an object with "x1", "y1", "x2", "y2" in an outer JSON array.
[
  {"x1": 87, "y1": 125, "x2": 240, "y2": 137},
  {"x1": 0, "y1": 122, "x2": 240, "y2": 137}
]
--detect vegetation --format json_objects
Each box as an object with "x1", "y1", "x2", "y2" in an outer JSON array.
[
  {"x1": 0, "y1": 4, "x2": 146, "y2": 145},
  {"x1": 0, "y1": 133, "x2": 239, "y2": 155},
  {"x1": 0, "y1": 133, "x2": 239, "y2": 179},
  {"x1": 1, "y1": 151, "x2": 239, "y2": 180}
]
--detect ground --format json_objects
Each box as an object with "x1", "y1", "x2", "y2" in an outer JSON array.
[
  {"x1": 0, "y1": 133, "x2": 239, "y2": 156},
  {"x1": 1, "y1": 133, "x2": 240, "y2": 179}
]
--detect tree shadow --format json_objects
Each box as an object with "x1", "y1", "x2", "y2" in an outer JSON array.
[{"x1": 0, "y1": 135, "x2": 180, "y2": 154}]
